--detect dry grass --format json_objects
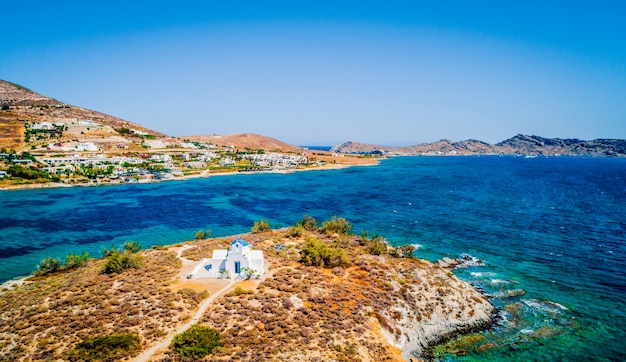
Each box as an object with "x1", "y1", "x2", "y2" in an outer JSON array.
[
  {"x1": 0, "y1": 249, "x2": 200, "y2": 361},
  {"x1": 0, "y1": 229, "x2": 492, "y2": 362}
]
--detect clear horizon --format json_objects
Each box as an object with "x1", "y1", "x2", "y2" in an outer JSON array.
[{"x1": 1, "y1": 1, "x2": 625, "y2": 145}]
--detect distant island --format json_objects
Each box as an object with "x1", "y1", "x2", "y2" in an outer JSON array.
[{"x1": 331, "y1": 135, "x2": 626, "y2": 157}]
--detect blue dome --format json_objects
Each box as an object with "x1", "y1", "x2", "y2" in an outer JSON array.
[{"x1": 231, "y1": 238, "x2": 250, "y2": 247}]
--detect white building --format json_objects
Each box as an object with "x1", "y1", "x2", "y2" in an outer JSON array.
[
  {"x1": 75, "y1": 142, "x2": 98, "y2": 151},
  {"x1": 198, "y1": 239, "x2": 264, "y2": 279}
]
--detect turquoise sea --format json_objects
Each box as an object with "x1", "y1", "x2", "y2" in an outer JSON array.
[{"x1": 1, "y1": 156, "x2": 625, "y2": 361}]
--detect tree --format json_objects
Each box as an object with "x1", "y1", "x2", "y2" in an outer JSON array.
[
  {"x1": 321, "y1": 216, "x2": 352, "y2": 235},
  {"x1": 240, "y1": 267, "x2": 259, "y2": 280},
  {"x1": 102, "y1": 243, "x2": 143, "y2": 274},
  {"x1": 34, "y1": 256, "x2": 62, "y2": 276},
  {"x1": 194, "y1": 229, "x2": 211, "y2": 240},
  {"x1": 65, "y1": 252, "x2": 90, "y2": 269},
  {"x1": 123, "y1": 241, "x2": 141, "y2": 253},
  {"x1": 300, "y1": 237, "x2": 350, "y2": 268},
  {"x1": 171, "y1": 324, "x2": 223, "y2": 359},
  {"x1": 367, "y1": 235, "x2": 388, "y2": 255},
  {"x1": 296, "y1": 215, "x2": 318, "y2": 231},
  {"x1": 251, "y1": 219, "x2": 271, "y2": 233},
  {"x1": 103, "y1": 250, "x2": 143, "y2": 274}
]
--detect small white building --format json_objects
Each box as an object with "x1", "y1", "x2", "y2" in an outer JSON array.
[
  {"x1": 75, "y1": 142, "x2": 98, "y2": 151},
  {"x1": 201, "y1": 239, "x2": 264, "y2": 279}
]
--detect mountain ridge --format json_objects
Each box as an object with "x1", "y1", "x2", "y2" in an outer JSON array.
[{"x1": 331, "y1": 134, "x2": 626, "y2": 157}]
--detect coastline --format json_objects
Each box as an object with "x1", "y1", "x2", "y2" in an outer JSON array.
[
  {"x1": 0, "y1": 160, "x2": 379, "y2": 192},
  {"x1": 1, "y1": 226, "x2": 494, "y2": 361}
]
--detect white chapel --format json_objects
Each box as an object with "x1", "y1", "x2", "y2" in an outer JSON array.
[{"x1": 201, "y1": 238, "x2": 264, "y2": 279}]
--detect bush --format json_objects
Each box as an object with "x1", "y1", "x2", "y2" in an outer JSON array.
[
  {"x1": 103, "y1": 250, "x2": 143, "y2": 274},
  {"x1": 296, "y1": 215, "x2": 318, "y2": 231},
  {"x1": 398, "y1": 245, "x2": 416, "y2": 258},
  {"x1": 34, "y1": 256, "x2": 62, "y2": 276},
  {"x1": 65, "y1": 252, "x2": 90, "y2": 269},
  {"x1": 367, "y1": 236, "x2": 388, "y2": 256},
  {"x1": 251, "y1": 219, "x2": 271, "y2": 233},
  {"x1": 300, "y1": 237, "x2": 350, "y2": 268},
  {"x1": 194, "y1": 230, "x2": 210, "y2": 240},
  {"x1": 68, "y1": 333, "x2": 141, "y2": 361},
  {"x1": 285, "y1": 226, "x2": 303, "y2": 238},
  {"x1": 171, "y1": 324, "x2": 223, "y2": 359},
  {"x1": 33, "y1": 252, "x2": 91, "y2": 276},
  {"x1": 321, "y1": 216, "x2": 352, "y2": 235},
  {"x1": 123, "y1": 241, "x2": 141, "y2": 253}
]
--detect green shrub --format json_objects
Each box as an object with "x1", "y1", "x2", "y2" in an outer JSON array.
[
  {"x1": 321, "y1": 216, "x2": 352, "y2": 235},
  {"x1": 251, "y1": 219, "x2": 271, "y2": 233},
  {"x1": 226, "y1": 287, "x2": 253, "y2": 297},
  {"x1": 68, "y1": 333, "x2": 141, "y2": 361},
  {"x1": 300, "y1": 237, "x2": 350, "y2": 268},
  {"x1": 171, "y1": 324, "x2": 223, "y2": 359},
  {"x1": 194, "y1": 230, "x2": 210, "y2": 240},
  {"x1": 296, "y1": 215, "x2": 318, "y2": 231},
  {"x1": 398, "y1": 245, "x2": 416, "y2": 258},
  {"x1": 285, "y1": 225, "x2": 303, "y2": 238},
  {"x1": 367, "y1": 235, "x2": 388, "y2": 255},
  {"x1": 103, "y1": 250, "x2": 143, "y2": 274},
  {"x1": 34, "y1": 256, "x2": 62, "y2": 276},
  {"x1": 122, "y1": 241, "x2": 141, "y2": 253},
  {"x1": 65, "y1": 252, "x2": 90, "y2": 269}
]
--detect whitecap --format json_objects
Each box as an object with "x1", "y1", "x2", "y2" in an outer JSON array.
[
  {"x1": 411, "y1": 243, "x2": 422, "y2": 250},
  {"x1": 520, "y1": 328, "x2": 534, "y2": 335},
  {"x1": 490, "y1": 279, "x2": 510, "y2": 284},
  {"x1": 470, "y1": 272, "x2": 483, "y2": 277}
]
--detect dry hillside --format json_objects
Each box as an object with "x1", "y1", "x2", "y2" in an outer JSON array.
[
  {"x1": 0, "y1": 221, "x2": 494, "y2": 362},
  {"x1": 186, "y1": 133, "x2": 305, "y2": 153}
]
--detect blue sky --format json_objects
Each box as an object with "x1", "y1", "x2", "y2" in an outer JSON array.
[{"x1": 2, "y1": 1, "x2": 625, "y2": 145}]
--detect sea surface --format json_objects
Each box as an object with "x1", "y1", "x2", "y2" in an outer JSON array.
[{"x1": 1, "y1": 156, "x2": 625, "y2": 361}]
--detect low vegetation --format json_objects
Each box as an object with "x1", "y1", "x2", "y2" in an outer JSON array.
[
  {"x1": 194, "y1": 229, "x2": 211, "y2": 240},
  {"x1": 251, "y1": 219, "x2": 271, "y2": 233},
  {"x1": 171, "y1": 324, "x2": 223, "y2": 359},
  {"x1": 102, "y1": 242, "x2": 143, "y2": 274},
  {"x1": 321, "y1": 216, "x2": 352, "y2": 235},
  {"x1": 299, "y1": 237, "x2": 350, "y2": 268},
  {"x1": 68, "y1": 333, "x2": 141, "y2": 361},
  {"x1": 0, "y1": 248, "x2": 202, "y2": 361},
  {"x1": 2, "y1": 216, "x2": 492, "y2": 362},
  {"x1": 33, "y1": 252, "x2": 90, "y2": 276}
]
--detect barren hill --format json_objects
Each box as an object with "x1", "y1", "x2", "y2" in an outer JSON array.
[
  {"x1": 186, "y1": 133, "x2": 305, "y2": 153},
  {"x1": 0, "y1": 80, "x2": 165, "y2": 151},
  {"x1": 332, "y1": 135, "x2": 626, "y2": 157}
]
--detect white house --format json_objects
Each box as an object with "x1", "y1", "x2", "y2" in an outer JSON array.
[
  {"x1": 75, "y1": 142, "x2": 98, "y2": 151},
  {"x1": 198, "y1": 239, "x2": 264, "y2": 279}
]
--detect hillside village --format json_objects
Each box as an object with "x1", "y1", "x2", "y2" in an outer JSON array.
[
  {"x1": 0, "y1": 117, "x2": 316, "y2": 186},
  {"x1": 0, "y1": 80, "x2": 381, "y2": 188}
]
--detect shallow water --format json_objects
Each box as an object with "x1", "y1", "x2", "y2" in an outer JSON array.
[{"x1": 1, "y1": 156, "x2": 624, "y2": 360}]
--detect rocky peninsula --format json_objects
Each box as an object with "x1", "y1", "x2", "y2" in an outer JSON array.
[{"x1": 0, "y1": 218, "x2": 494, "y2": 361}]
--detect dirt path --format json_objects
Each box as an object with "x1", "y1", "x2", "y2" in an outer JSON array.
[{"x1": 133, "y1": 279, "x2": 236, "y2": 362}]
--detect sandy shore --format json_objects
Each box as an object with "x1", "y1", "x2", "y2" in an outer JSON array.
[{"x1": 0, "y1": 161, "x2": 378, "y2": 192}]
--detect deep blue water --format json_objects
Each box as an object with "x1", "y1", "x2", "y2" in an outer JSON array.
[{"x1": 1, "y1": 156, "x2": 625, "y2": 360}]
